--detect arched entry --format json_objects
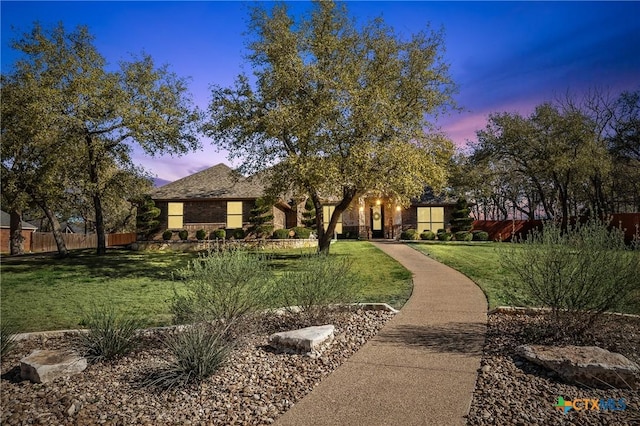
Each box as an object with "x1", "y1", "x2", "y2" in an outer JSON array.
[{"x1": 370, "y1": 204, "x2": 384, "y2": 238}]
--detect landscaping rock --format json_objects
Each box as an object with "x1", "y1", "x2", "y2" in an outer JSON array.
[
  {"x1": 517, "y1": 344, "x2": 640, "y2": 390},
  {"x1": 20, "y1": 349, "x2": 87, "y2": 383},
  {"x1": 269, "y1": 325, "x2": 335, "y2": 355}
]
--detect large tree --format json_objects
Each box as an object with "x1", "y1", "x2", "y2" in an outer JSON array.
[
  {"x1": 3, "y1": 23, "x2": 201, "y2": 255},
  {"x1": 205, "y1": 1, "x2": 456, "y2": 253}
]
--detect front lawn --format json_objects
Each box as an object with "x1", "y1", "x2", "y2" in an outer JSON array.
[{"x1": 0, "y1": 241, "x2": 411, "y2": 332}]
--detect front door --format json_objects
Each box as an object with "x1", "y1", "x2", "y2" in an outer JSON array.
[{"x1": 371, "y1": 205, "x2": 384, "y2": 238}]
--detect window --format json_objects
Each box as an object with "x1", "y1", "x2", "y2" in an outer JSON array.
[
  {"x1": 227, "y1": 201, "x2": 243, "y2": 228},
  {"x1": 417, "y1": 207, "x2": 444, "y2": 233},
  {"x1": 322, "y1": 205, "x2": 343, "y2": 234},
  {"x1": 167, "y1": 202, "x2": 183, "y2": 229}
]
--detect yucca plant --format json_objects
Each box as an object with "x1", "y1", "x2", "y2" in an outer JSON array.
[
  {"x1": 1, "y1": 321, "x2": 18, "y2": 358},
  {"x1": 76, "y1": 305, "x2": 141, "y2": 363},
  {"x1": 143, "y1": 323, "x2": 232, "y2": 391}
]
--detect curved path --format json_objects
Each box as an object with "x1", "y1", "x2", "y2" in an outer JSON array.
[{"x1": 276, "y1": 241, "x2": 488, "y2": 426}]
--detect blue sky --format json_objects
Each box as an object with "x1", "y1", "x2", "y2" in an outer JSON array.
[{"x1": 2, "y1": 1, "x2": 639, "y2": 184}]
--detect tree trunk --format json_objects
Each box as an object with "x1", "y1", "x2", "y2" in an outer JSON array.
[
  {"x1": 93, "y1": 193, "x2": 107, "y2": 255},
  {"x1": 9, "y1": 209, "x2": 25, "y2": 255},
  {"x1": 37, "y1": 201, "x2": 68, "y2": 257},
  {"x1": 86, "y1": 135, "x2": 107, "y2": 255},
  {"x1": 316, "y1": 187, "x2": 357, "y2": 254}
]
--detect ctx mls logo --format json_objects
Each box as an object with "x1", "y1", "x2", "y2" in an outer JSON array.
[{"x1": 554, "y1": 397, "x2": 627, "y2": 414}]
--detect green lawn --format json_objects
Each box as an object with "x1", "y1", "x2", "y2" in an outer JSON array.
[{"x1": 0, "y1": 241, "x2": 411, "y2": 332}]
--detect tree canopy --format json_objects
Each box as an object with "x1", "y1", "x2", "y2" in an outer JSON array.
[{"x1": 204, "y1": 0, "x2": 457, "y2": 252}]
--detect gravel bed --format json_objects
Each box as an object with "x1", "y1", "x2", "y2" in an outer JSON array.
[
  {"x1": 1, "y1": 310, "x2": 394, "y2": 425},
  {"x1": 467, "y1": 312, "x2": 640, "y2": 426}
]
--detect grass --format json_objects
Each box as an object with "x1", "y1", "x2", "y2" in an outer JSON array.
[{"x1": 0, "y1": 241, "x2": 412, "y2": 332}]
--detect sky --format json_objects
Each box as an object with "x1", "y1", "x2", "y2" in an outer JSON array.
[{"x1": 2, "y1": 1, "x2": 639, "y2": 185}]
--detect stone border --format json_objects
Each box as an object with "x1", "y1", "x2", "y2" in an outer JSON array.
[
  {"x1": 488, "y1": 305, "x2": 640, "y2": 319},
  {"x1": 12, "y1": 303, "x2": 399, "y2": 342},
  {"x1": 132, "y1": 239, "x2": 317, "y2": 252}
]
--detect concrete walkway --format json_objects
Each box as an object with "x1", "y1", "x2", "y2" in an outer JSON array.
[{"x1": 276, "y1": 241, "x2": 488, "y2": 426}]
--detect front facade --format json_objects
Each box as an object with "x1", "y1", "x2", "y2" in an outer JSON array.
[{"x1": 150, "y1": 163, "x2": 455, "y2": 240}]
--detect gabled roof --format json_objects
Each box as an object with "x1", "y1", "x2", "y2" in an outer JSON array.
[
  {"x1": 0, "y1": 210, "x2": 38, "y2": 230},
  {"x1": 151, "y1": 163, "x2": 267, "y2": 200}
]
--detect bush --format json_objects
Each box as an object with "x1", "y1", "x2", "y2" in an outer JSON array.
[
  {"x1": 454, "y1": 231, "x2": 472, "y2": 241},
  {"x1": 162, "y1": 230, "x2": 173, "y2": 241},
  {"x1": 210, "y1": 229, "x2": 226, "y2": 240},
  {"x1": 437, "y1": 231, "x2": 452, "y2": 241},
  {"x1": 420, "y1": 230, "x2": 436, "y2": 240},
  {"x1": 143, "y1": 323, "x2": 232, "y2": 391},
  {"x1": 279, "y1": 255, "x2": 363, "y2": 323},
  {"x1": 225, "y1": 228, "x2": 245, "y2": 240},
  {"x1": 195, "y1": 229, "x2": 207, "y2": 240},
  {"x1": 400, "y1": 229, "x2": 419, "y2": 240},
  {"x1": 472, "y1": 231, "x2": 489, "y2": 241},
  {"x1": 171, "y1": 249, "x2": 275, "y2": 325},
  {"x1": 76, "y1": 306, "x2": 141, "y2": 363},
  {"x1": 272, "y1": 228, "x2": 290, "y2": 239},
  {"x1": 501, "y1": 219, "x2": 640, "y2": 332},
  {"x1": 1, "y1": 321, "x2": 17, "y2": 358},
  {"x1": 178, "y1": 230, "x2": 189, "y2": 240},
  {"x1": 291, "y1": 226, "x2": 312, "y2": 239}
]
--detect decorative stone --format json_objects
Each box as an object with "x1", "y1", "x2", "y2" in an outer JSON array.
[
  {"x1": 20, "y1": 350, "x2": 87, "y2": 383},
  {"x1": 269, "y1": 325, "x2": 335, "y2": 354},
  {"x1": 517, "y1": 345, "x2": 639, "y2": 390}
]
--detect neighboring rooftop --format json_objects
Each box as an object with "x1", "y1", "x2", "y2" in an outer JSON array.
[
  {"x1": 0, "y1": 210, "x2": 38, "y2": 230},
  {"x1": 150, "y1": 163, "x2": 267, "y2": 200}
]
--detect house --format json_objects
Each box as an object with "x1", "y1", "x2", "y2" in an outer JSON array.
[
  {"x1": 0, "y1": 210, "x2": 38, "y2": 253},
  {"x1": 149, "y1": 163, "x2": 457, "y2": 240}
]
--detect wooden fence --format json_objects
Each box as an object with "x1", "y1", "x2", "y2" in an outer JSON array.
[{"x1": 30, "y1": 232, "x2": 136, "y2": 253}]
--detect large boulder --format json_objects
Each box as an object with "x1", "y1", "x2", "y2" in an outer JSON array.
[
  {"x1": 269, "y1": 325, "x2": 335, "y2": 356},
  {"x1": 517, "y1": 345, "x2": 639, "y2": 390},
  {"x1": 20, "y1": 350, "x2": 87, "y2": 384}
]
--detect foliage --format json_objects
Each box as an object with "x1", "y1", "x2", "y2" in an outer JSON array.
[
  {"x1": 210, "y1": 229, "x2": 226, "y2": 240},
  {"x1": 279, "y1": 255, "x2": 363, "y2": 323},
  {"x1": 501, "y1": 219, "x2": 640, "y2": 331},
  {"x1": 301, "y1": 198, "x2": 317, "y2": 229},
  {"x1": 76, "y1": 305, "x2": 141, "y2": 363},
  {"x1": 472, "y1": 231, "x2": 489, "y2": 241},
  {"x1": 178, "y1": 230, "x2": 189, "y2": 240},
  {"x1": 225, "y1": 228, "x2": 245, "y2": 240},
  {"x1": 450, "y1": 198, "x2": 473, "y2": 232},
  {"x1": 162, "y1": 230, "x2": 173, "y2": 241},
  {"x1": 171, "y1": 250, "x2": 275, "y2": 325},
  {"x1": 400, "y1": 229, "x2": 420, "y2": 240},
  {"x1": 248, "y1": 197, "x2": 274, "y2": 238},
  {"x1": 2, "y1": 23, "x2": 201, "y2": 255},
  {"x1": 143, "y1": 323, "x2": 232, "y2": 391},
  {"x1": 420, "y1": 231, "x2": 436, "y2": 240},
  {"x1": 195, "y1": 229, "x2": 207, "y2": 240},
  {"x1": 272, "y1": 229, "x2": 290, "y2": 239},
  {"x1": 291, "y1": 227, "x2": 312, "y2": 239},
  {"x1": 204, "y1": 1, "x2": 456, "y2": 253},
  {"x1": 437, "y1": 231, "x2": 452, "y2": 241},
  {"x1": 454, "y1": 231, "x2": 473, "y2": 241},
  {"x1": 135, "y1": 195, "x2": 161, "y2": 239},
  {"x1": 1, "y1": 321, "x2": 18, "y2": 358}
]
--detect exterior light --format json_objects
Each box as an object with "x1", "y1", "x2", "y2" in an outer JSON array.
[
  {"x1": 359, "y1": 206, "x2": 364, "y2": 212},
  {"x1": 376, "y1": 199, "x2": 381, "y2": 206},
  {"x1": 396, "y1": 206, "x2": 401, "y2": 211}
]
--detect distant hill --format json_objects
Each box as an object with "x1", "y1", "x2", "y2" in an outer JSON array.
[{"x1": 153, "y1": 177, "x2": 172, "y2": 187}]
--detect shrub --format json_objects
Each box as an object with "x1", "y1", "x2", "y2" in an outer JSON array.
[
  {"x1": 501, "y1": 219, "x2": 640, "y2": 333},
  {"x1": 279, "y1": 255, "x2": 363, "y2": 323},
  {"x1": 248, "y1": 197, "x2": 274, "y2": 237},
  {"x1": 76, "y1": 306, "x2": 141, "y2": 363},
  {"x1": 1, "y1": 321, "x2": 17, "y2": 358},
  {"x1": 210, "y1": 229, "x2": 226, "y2": 240},
  {"x1": 272, "y1": 228, "x2": 290, "y2": 239},
  {"x1": 420, "y1": 230, "x2": 436, "y2": 240},
  {"x1": 195, "y1": 229, "x2": 207, "y2": 240},
  {"x1": 225, "y1": 228, "x2": 245, "y2": 240},
  {"x1": 291, "y1": 226, "x2": 312, "y2": 239},
  {"x1": 143, "y1": 323, "x2": 232, "y2": 391},
  {"x1": 162, "y1": 230, "x2": 173, "y2": 241},
  {"x1": 400, "y1": 229, "x2": 419, "y2": 240},
  {"x1": 454, "y1": 231, "x2": 472, "y2": 241},
  {"x1": 178, "y1": 230, "x2": 189, "y2": 240},
  {"x1": 437, "y1": 231, "x2": 452, "y2": 241},
  {"x1": 472, "y1": 231, "x2": 489, "y2": 241},
  {"x1": 450, "y1": 197, "x2": 473, "y2": 233},
  {"x1": 171, "y1": 249, "x2": 275, "y2": 325}
]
